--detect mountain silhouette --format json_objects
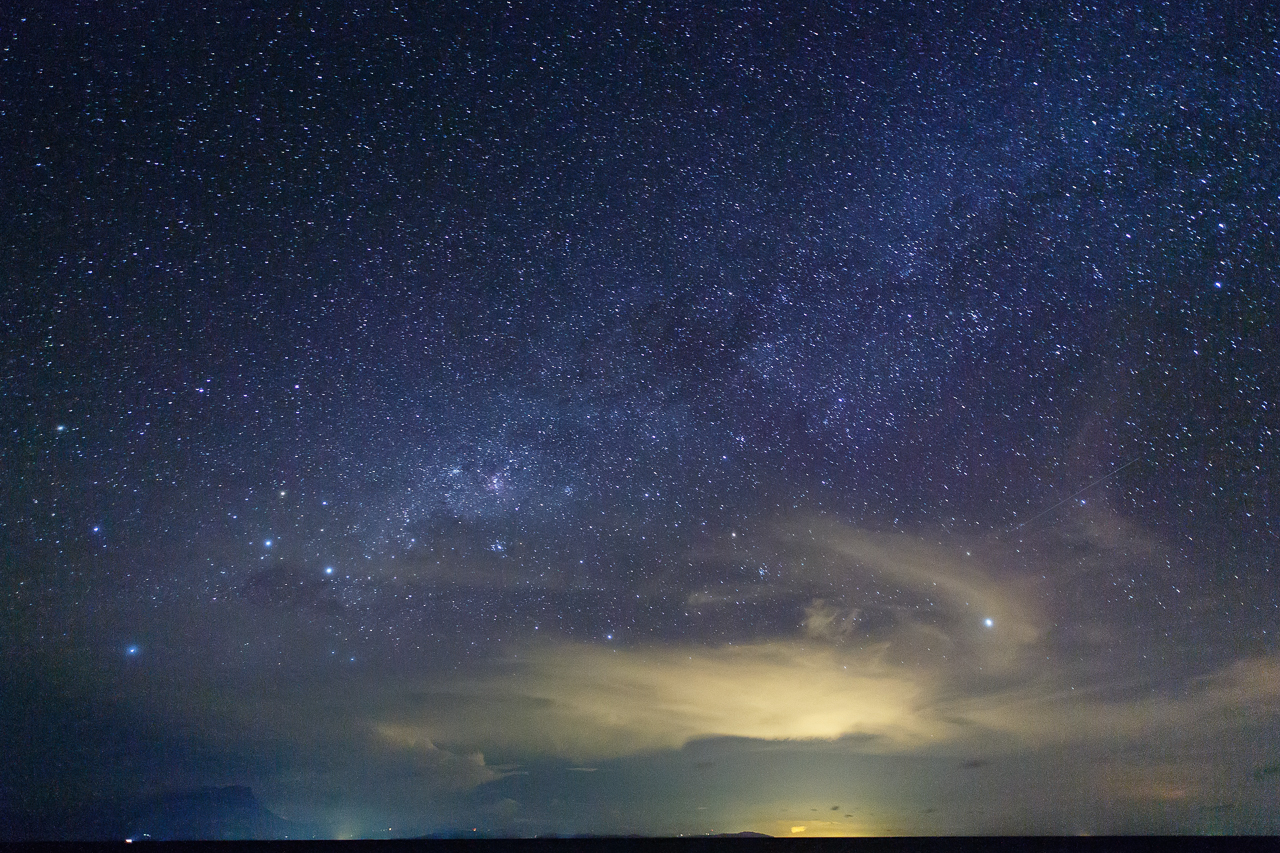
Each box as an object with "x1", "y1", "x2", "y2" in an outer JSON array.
[{"x1": 127, "y1": 785, "x2": 318, "y2": 841}]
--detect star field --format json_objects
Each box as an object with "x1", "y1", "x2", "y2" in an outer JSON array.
[{"x1": 3, "y1": 0, "x2": 1279, "y2": 839}]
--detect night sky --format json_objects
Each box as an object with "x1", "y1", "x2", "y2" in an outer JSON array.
[{"x1": 3, "y1": 0, "x2": 1280, "y2": 839}]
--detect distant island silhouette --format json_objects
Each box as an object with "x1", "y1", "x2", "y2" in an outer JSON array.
[{"x1": 126, "y1": 785, "x2": 319, "y2": 841}]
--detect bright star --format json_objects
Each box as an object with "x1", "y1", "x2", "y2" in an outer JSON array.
[{"x1": 983, "y1": 618, "x2": 994, "y2": 628}]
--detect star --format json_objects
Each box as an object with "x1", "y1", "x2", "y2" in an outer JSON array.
[{"x1": 5, "y1": 0, "x2": 1274, "y2": 837}]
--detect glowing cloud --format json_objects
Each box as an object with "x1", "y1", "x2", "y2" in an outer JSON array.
[
  {"x1": 379, "y1": 522, "x2": 1280, "y2": 771},
  {"x1": 391, "y1": 639, "x2": 949, "y2": 761}
]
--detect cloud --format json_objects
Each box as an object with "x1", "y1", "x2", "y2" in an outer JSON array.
[
  {"x1": 373, "y1": 723, "x2": 507, "y2": 790},
  {"x1": 776, "y1": 519, "x2": 1048, "y2": 670},
  {"x1": 380, "y1": 521, "x2": 1280, "y2": 772},
  {"x1": 60, "y1": 515, "x2": 1274, "y2": 834},
  {"x1": 369, "y1": 516, "x2": 1054, "y2": 760},
  {"x1": 396, "y1": 641, "x2": 1280, "y2": 764},
  {"x1": 396, "y1": 639, "x2": 948, "y2": 762},
  {"x1": 30, "y1": 512, "x2": 1278, "y2": 835},
  {"x1": 802, "y1": 599, "x2": 859, "y2": 641},
  {"x1": 952, "y1": 653, "x2": 1280, "y2": 746}
]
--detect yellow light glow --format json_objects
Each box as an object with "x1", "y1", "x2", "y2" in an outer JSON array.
[{"x1": 388, "y1": 639, "x2": 949, "y2": 761}]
